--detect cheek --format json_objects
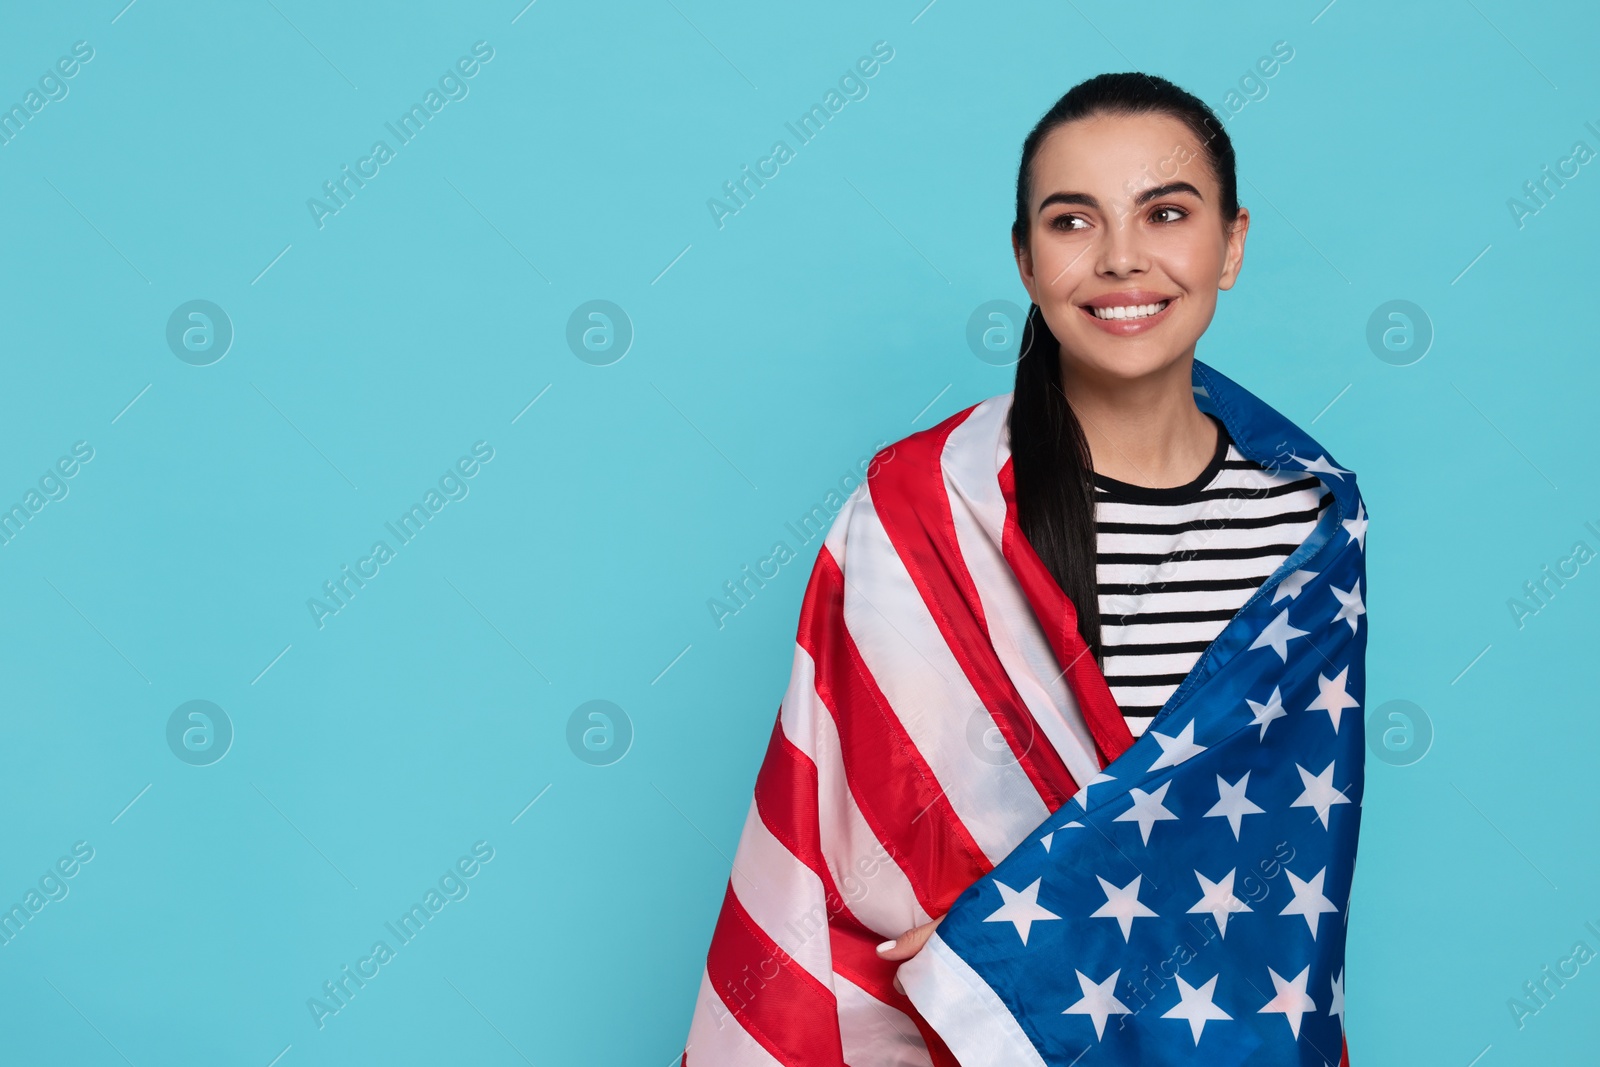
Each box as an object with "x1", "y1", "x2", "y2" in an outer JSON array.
[
  {"x1": 1030, "y1": 238, "x2": 1094, "y2": 295},
  {"x1": 1155, "y1": 235, "x2": 1226, "y2": 290}
]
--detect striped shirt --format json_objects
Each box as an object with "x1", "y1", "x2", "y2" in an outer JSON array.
[{"x1": 1094, "y1": 413, "x2": 1331, "y2": 737}]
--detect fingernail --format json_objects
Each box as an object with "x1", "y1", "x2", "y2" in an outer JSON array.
[{"x1": 875, "y1": 940, "x2": 897, "y2": 955}]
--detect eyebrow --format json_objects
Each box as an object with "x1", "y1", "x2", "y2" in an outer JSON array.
[{"x1": 1037, "y1": 181, "x2": 1204, "y2": 213}]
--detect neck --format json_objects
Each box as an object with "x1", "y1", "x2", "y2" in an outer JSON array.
[{"x1": 1058, "y1": 352, "x2": 1216, "y2": 489}]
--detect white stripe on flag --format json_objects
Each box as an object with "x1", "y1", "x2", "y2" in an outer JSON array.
[
  {"x1": 835, "y1": 971, "x2": 935, "y2": 1067},
  {"x1": 843, "y1": 489, "x2": 1050, "y2": 862},
  {"x1": 783, "y1": 646, "x2": 930, "y2": 936},
  {"x1": 683, "y1": 967, "x2": 788, "y2": 1067},
  {"x1": 896, "y1": 932, "x2": 1050, "y2": 1067},
  {"x1": 942, "y1": 394, "x2": 1104, "y2": 791},
  {"x1": 727, "y1": 802, "x2": 833, "y2": 986}
]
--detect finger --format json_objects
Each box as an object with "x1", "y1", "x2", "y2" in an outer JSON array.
[{"x1": 873, "y1": 916, "x2": 944, "y2": 962}]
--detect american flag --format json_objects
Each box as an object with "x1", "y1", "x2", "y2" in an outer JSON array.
[{"x1": 682, "y1": 358, "x2": 1364, "y2": 1067}]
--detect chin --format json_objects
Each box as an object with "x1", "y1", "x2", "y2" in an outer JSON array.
[
  {"x1": 1043, "y1": 315, "x2": 1196, "y2": 381},
  {"x1": 1075, "y1": 349, "x2": 1186, "y2": 382}
]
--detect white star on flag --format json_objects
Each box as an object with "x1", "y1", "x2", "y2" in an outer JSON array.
[
  {"x1": 1205, "y1": 772, "x2": 1265, "y2": 841},
  {"x1": 1090, "y1": 874, "x2": 1159, "y2": 941},
  {"x1": 1330, "y1": 579, "x2": 1365, "y2": 633},
  {"x1": 1115, "y1": 780, "x2": 1180, "y2": 844},
  {"x1": 1161, "y1": 973, "x2": 1233, "y2": 1044},
  {"x1": 1330, "y1": 967, "x2": 1345, "y2": 1031},
  {"x1": 1147, "y1": 720, "x2": 1207, "y2": 771},
  {"x1": 1246, "y1": 686, "x2": 1288, "y2": 741},
  {"x1": 1248, "y1": 608, "x2": 1309, "y2": 662},
  {"x1": 1074, "y1": 771, "x2": 1116, "y2": 808},
  {"x1": 1342, "y1": 499, "x2": 1368, "y2": 552},
  {"x1": 1258, "y1": 965, "x2": 1317, "y2": 1038},
  {"x1": 1040, "y1": 820, "x2": 1083, "y2": 853},
  {"x1": 1063, "y1": 969, "x2": 1133, "y2": 1039},
  {"x1": 1291, "y1": 761, "x2": 1352, "y2": 829},
  {"x1": 1279, "y1": 867, "x2": 1339, "y2": 938},
  {"x1": 1272, "y1": 568, "x2": 1318, "y2": 603},
  {"x1": 1293, "y1": 452, "x2": 1353, "y2": 480},
  {"x1": 1187, "y1": 868, "x2": 1253, "y2": 937},
  {"x1": 1306, "y1": 667, "x2": 1360, "y2": 733},
  {"x1": 982, "y1": 877, "x2": 1061, "y2": 946}
]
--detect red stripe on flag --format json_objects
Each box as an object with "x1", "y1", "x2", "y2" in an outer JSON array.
[
  {"x1": 829, "y1": 925, "x2": 962, "y2": 1067},
  {"x1": 754, "y1": 718, "x2": 958, "y2": 1065},
  {"x1": 751, "y1": 715, "x2": 834, "y2": 891},
  {"x1": 997, "y1": 456, "x2": 1134, "y2": 770},
  {"x1": 705, "y1": 881, "x2": 845, "y2": 1066},
  {"x1": 800, "y1": 548, "x2": 993, "y2": 914},
  {"x1": 868, "y1": 411, "x2": 1082, "y2": 809},
  {"x1": 752, "y1": 715, "x2": 878, "y2": 943}
]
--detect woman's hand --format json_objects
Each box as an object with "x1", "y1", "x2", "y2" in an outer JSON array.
[{"x1": 874, "y1": 915, "x2": 945, "y2": 962}]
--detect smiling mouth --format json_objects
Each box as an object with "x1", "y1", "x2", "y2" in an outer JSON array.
[{"x1": 1084, "y1": 299, "x2": 1171, "y2": 321}]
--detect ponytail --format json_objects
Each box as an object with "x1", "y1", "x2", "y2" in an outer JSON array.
[{"x1": 1008, "y1": 302, "x2": 1103, "y2": 665}]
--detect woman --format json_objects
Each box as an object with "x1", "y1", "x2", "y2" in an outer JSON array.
[{"x1": 681, "y1": 72, "x2": 1365, "y2": 1067}]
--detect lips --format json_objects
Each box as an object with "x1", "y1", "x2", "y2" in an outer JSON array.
[{"x1": 1080, "y1": 289, "x2": 1177, "y2": 310}]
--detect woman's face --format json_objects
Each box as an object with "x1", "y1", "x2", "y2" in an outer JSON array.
[{"x1": 1013, "y1": 110, "x2": 1249, "y2": 385}]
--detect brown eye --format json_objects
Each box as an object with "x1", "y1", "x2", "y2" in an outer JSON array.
[
  {"x1": 1050, "y1": 214, "x2": 1086, "y2": 232},
  {"x1": 1151, "y1": 206, "x2": 1188, "y2": 223}
]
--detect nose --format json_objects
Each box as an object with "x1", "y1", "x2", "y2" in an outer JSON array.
[{"x1": 1095, "y1": 203, "x2": 1149, "y2": 277}]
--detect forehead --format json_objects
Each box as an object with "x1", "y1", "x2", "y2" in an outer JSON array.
[{"x1": 1030, "y1": 111, "x2": 1213, "y2": 208}]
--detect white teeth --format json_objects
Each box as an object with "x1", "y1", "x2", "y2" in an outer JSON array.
[{"x1": 1091, "y1": 300, "x2": 1169, "y2": 320}]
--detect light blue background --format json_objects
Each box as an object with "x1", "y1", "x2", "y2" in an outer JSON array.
[{"x1": 0, "y1": 1, "x2": 1594, "y2": 1064}]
